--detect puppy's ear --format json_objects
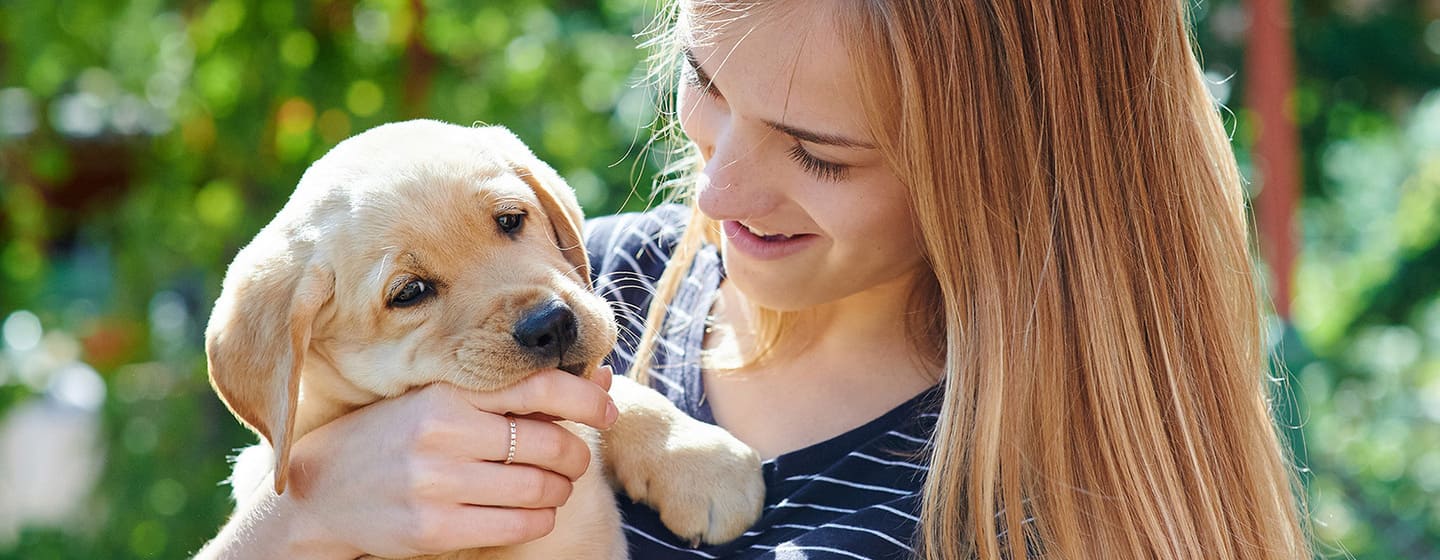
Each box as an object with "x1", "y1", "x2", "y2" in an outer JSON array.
[
  {"x1": 512, "y1": 163, "x2": 590, "y2": 286},
  {"x1": 205, "y1": 241, "x2": 334, "y2": 495}
]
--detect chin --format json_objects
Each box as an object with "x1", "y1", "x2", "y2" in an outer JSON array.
[{"x1": 725, "y1": 267, "x2": 831, "y2": 312}]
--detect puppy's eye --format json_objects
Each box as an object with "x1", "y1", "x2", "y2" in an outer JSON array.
[
  {"x1": 496, "y1": 212, "x2": 525, "y2": 234},
  {"x1": 390, "y1": 279, "x2": 434, "y2": 308}
]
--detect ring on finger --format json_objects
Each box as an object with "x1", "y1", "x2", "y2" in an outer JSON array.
[{"x1": 504, "y1": 415, "x2": 518, "y2": 465}]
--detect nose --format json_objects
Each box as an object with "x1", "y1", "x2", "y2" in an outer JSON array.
[
  {"x1": 513, "y1": 298, "x2": 578, "y2": 361},
  {"x1": 679, "y1": 90, "x2": 778, "y2": 222},
  {"x1": 695, "y1": 128, "x2": 790, "y2": 222},
  {"x1": 696, "y1": 156, "x2": 778, "y2": 222}
]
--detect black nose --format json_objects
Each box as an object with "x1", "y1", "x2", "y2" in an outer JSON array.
[{"x1": 513, "y1": 298, "x2": 578, "y2": 359}]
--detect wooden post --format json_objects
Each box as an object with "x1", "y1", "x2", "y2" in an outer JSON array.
[{"x1": 1244, "y1": 0, "x2": 1301, "y2": 319}]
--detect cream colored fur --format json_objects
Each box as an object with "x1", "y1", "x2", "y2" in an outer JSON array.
[{"x1": 206, "y1": 119, "x2": 763, "y2": 559}]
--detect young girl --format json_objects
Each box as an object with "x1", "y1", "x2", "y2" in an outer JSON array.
[{"x1": 199, "y1": 1, "x2": 1312, "y2": 558}]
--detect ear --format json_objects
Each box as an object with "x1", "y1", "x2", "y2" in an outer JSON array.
[
  {"x1": 512, "y1": 163, "x2": 590, "y2": 286},
  {"x1": 205, "y1": 241, "x2": 334, "y2": 495}
]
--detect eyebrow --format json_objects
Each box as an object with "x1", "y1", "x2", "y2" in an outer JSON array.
[
  {"x1": 762, "y1": 119, "x2": 876, "y2": 150},
  {"x1": 682, "y1": 48, "x2": 877, "y2": 150}
]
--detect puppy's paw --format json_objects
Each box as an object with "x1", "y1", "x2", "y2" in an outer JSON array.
[{"x1": 617, "y1": 420, "x2": 764, "y2": 545}]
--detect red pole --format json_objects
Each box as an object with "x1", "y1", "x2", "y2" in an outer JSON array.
[{"x1": 1245, "y1": 0, "x2": 1301, "y2": 319}]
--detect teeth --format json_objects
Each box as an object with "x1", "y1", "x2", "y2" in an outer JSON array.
[{"x1": 744, "y1": 223, "x2": 793, "y2": 239}]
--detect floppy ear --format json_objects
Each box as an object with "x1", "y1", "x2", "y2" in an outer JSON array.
[
  {"x1": 513, "y1": 164, "x2": 590, "y2": 286},
  {"x1": 205, "y1": 240, "x2": 334, "y2": 495}
]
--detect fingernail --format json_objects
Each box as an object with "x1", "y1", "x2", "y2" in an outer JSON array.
[
  {"x1": 601, "y1": 364, "x2": 614, "y2": 376},
  {"x1": 604, "y1": 400, "x2": 619, "y2": 428}
]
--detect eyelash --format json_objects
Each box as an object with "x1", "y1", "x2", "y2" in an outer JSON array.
[
  {"x1": 681, "y1": 63, "x2": 721, "y2": 98},
  {"x1": 787, "y1": 144, "x2": 850, "y2": 182},
  {"x1": 685, "y1": 61, "x2": 850, "y2": 182}
]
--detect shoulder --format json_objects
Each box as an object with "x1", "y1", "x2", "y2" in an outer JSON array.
[{"x1": 583, "y1": 203, "x2": 690, "y2": 284}]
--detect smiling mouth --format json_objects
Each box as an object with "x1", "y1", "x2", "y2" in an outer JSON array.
[{"x1": 721, "y1": 220, "x2": 819, "y2": 260}]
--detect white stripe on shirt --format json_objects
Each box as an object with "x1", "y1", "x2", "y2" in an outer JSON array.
[
  {"x1": 849, "y1": 451, "x2": 930, "y2": 471},
  {"x1": 780, "y1": 474, "x2": 916, "y2": 495},
  {"x1": 622, "y1": 523, "x2": 718, "y2": 558}
]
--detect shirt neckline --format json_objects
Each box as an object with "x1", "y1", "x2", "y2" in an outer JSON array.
[{"x1": 665, "y1": 241, "x2": 941, "y2": 476}]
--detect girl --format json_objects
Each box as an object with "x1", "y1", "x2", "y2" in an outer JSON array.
[{"x1": 199, "y1": 1, "x2": 1312, "y2": 558}]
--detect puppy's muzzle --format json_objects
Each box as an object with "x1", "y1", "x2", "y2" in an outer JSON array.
[{"x1": 513, "y1": 297, "x2": 585, "y2": 376}]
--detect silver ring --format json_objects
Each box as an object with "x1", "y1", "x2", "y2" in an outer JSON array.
[{"x1": 504, "y1": 416, "x2": 517, "y2": 465}]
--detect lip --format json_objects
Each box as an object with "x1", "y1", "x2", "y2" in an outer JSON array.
[{"x1": 721, "y1": 220, "x2": 819, "y2": 261}]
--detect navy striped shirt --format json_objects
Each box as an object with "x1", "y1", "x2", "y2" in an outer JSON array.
[{"x1": 585, "y1": 205, "x2": 941, "y2": 560}]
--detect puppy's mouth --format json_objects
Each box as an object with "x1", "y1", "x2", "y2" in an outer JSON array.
[{"x1": 559, "y1": 362, "x2": 589, "y2": 377}]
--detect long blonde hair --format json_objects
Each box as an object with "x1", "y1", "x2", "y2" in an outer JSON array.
[{"x1": 633, "y1": 1, "x2": 1311, "y2": 558}]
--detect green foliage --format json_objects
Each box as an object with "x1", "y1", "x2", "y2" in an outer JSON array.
[
  {"x1": 0, "y1": 1, "x2": 661, "y2": 557},
  {"x1": 0, "y1": 0, "x2": 1435, "y2": 558},
  {"x1": 1192, "y1": 1, "x2": 1440, "y2": 557}
]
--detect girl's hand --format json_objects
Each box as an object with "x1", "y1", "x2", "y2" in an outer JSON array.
[{"x1": 197, "y1": 365, "x2": 617, "y2": 559}]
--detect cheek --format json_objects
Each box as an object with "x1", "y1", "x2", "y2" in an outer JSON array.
[
  {"x1": 334, "y1": 337, "x2": 430, "y2": 396},
  {"x1": 870, "y1": 197, "x2": 921, "y2": 251},
  {"x1": 814, "y1": 181, "x2": 917, "y2": 252}
]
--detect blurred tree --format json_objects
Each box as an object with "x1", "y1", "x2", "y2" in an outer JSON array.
[
  {"x1": 1194, "y1": 0, "x2": 1440, "y2": 557},
  {"x1": 0, "y1": 1, "x2": 662, "y2": 556}
]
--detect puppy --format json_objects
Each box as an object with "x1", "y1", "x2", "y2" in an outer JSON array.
[{"x1": 205, "y1": 119, "x2": 763, "y2": 559}]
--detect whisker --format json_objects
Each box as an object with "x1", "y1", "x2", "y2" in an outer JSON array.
[{"x1": 607, "y1": 300, "x2": 646, "y2": 316}]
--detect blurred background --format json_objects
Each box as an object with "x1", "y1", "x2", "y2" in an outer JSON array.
[{"x1": 0, "y1": 0, "x2": 1435, "y2": 558}]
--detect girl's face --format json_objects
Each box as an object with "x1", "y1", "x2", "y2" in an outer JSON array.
[{"x1": 678, "y1": 4, "x2": 927, "y2": 312}]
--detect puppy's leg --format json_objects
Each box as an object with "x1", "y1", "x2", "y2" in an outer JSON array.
[{"x1": 602, "y1": 376, "x2": 765, "y2": 545}]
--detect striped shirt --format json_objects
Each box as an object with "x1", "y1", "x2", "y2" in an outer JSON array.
[{"x1": 585, "y1": 205, "x2": 941, "y2": 560}]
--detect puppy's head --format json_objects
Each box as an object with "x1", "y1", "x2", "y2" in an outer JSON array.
[{"x1": 205, "y1": 120, "x2": 617, "y2": 493}]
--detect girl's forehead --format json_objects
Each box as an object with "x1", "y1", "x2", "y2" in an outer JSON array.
[
  {"x1": 680, "y1": 2, "x2": 873, "y2": 142},
  {"x1": 680, "y1": 0, "x2": 830, "y2": 50}
]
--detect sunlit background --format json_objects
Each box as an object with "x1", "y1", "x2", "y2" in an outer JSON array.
[{"x1": 0, "y1": 1, "x2": 1436, "y2": 558}]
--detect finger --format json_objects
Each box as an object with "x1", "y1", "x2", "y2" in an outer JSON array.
[
  {"x1": 475, "y1": 415, "x2": 592, "y2": 481},
  {"x1": 460, "y1": 368, "x2": 618, "y2": 430},
  {"x1": 416, "y1": 505, "x2": 558, "y2": 552},
  {"x1": 513, "y1": 412, "x2": 564, "y2": 423},
  {"x1": 441, "y1": 461, "x2": 574, "y2": 509},
  {"x1": 593, "y1": 364, "x2": 614, "y2": 392}
]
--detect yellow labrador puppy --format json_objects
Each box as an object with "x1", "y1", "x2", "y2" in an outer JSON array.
[{"x1": 206, "y1": 119, "x2": 763, "y2": 559}]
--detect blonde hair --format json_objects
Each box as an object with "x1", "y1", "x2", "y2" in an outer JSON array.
[{"x1": 634, "y1": 1, "x2": 1311, "y2": 559}]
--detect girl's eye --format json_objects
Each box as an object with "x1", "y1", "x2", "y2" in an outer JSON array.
[
  {"x1": 390, "y1": 279, "x2": 434, "y2": 308},
  {"x1": 496, "y1": 212, "x2": 525, "y2": 234},
  {"x1": 787, "y1": 144, "x2": 851, "y2": 182}
]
